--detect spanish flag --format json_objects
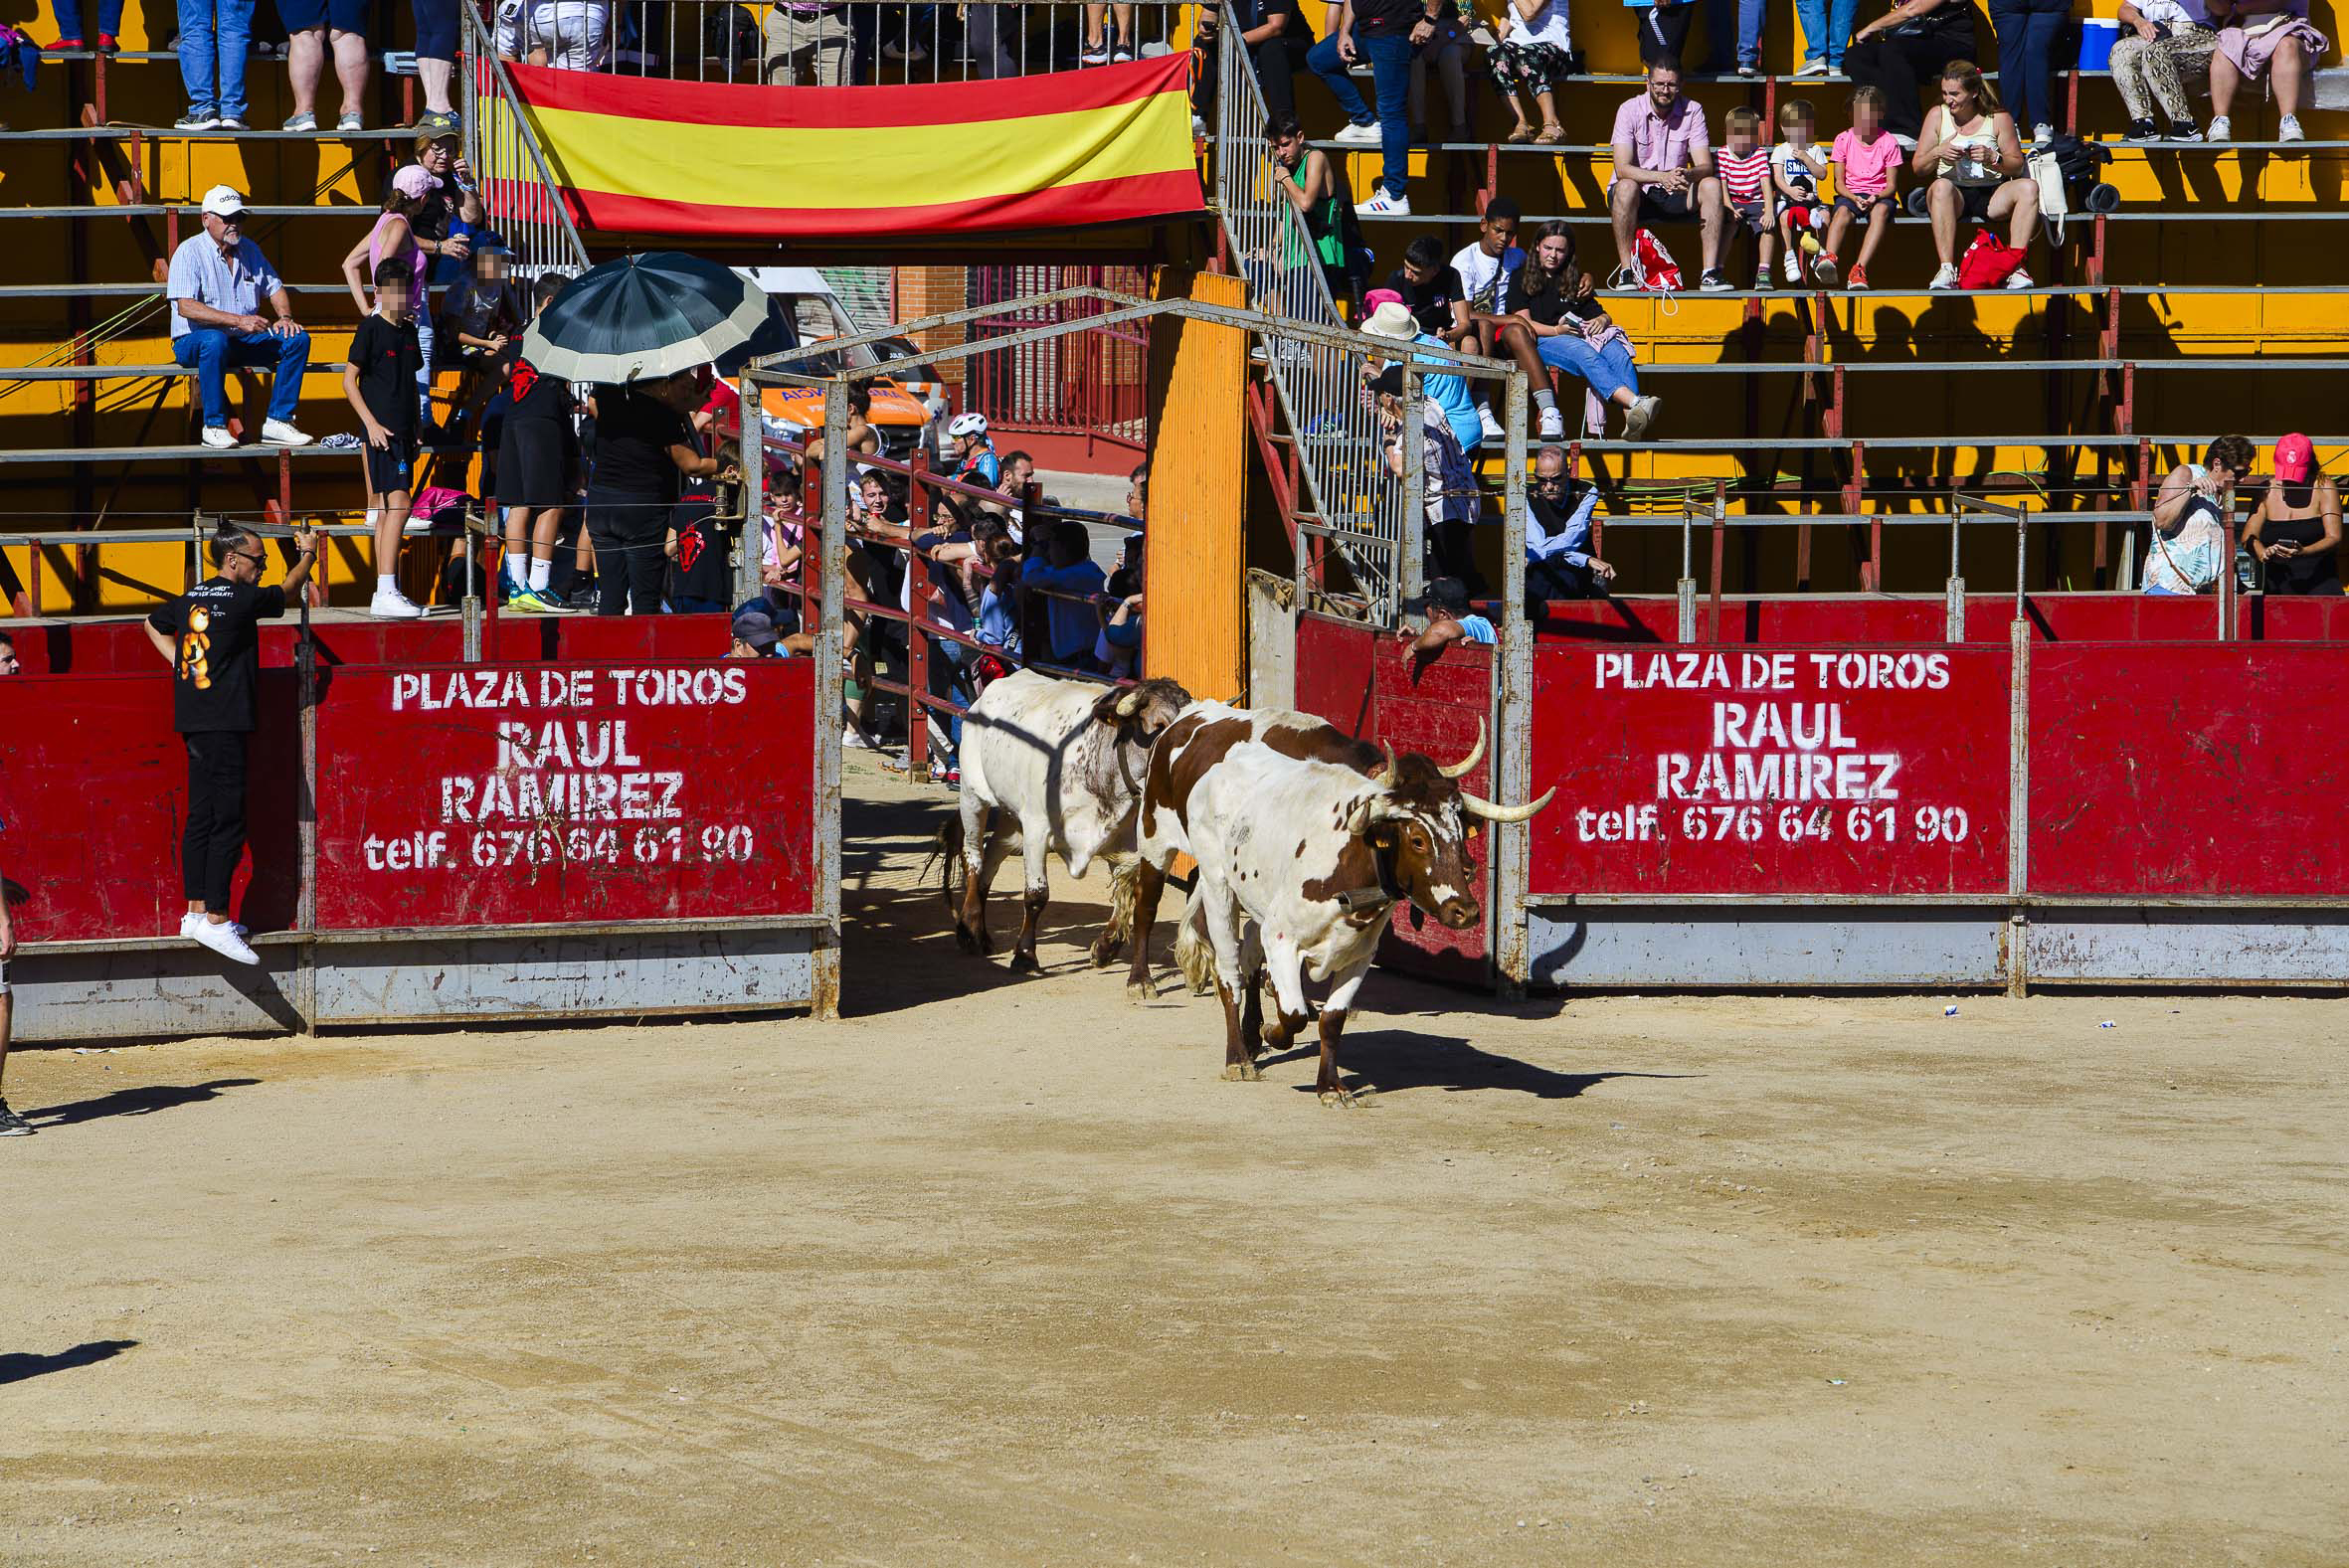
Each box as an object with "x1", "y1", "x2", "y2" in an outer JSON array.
[{"x1": 493, "y1": 57, "x2": 1203, "y2": 239}]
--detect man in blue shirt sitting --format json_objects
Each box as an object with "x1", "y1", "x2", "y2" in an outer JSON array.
[
  {"x1": 1526, "y1": 444, "x2": 1615, "y2": 601},
  {"x1": 167, "y1": 185, "x2": 313, "y2": 450}
]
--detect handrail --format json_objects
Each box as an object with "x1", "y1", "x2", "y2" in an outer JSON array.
[{"x1": 460, "y1": 5, "x2": 591, "y2": 278}]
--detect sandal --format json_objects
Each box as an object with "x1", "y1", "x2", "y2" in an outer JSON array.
[
  {"x1": 1504, "y1": 124, "x2": 1535, "y2": 144},
  {"x1": 1535, "y1": 123, "x2": 1567, "y2": 144}
]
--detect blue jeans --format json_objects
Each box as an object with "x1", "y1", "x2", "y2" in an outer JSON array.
[
  {"x1": 1717, "y1": 0, "x2": 1762, "y2": 69},
  {"x1": 1990, "y1": 0, "x2": 2069, "y2": 132},
  {"x1": 178, "y1": 0, "x2": 254, "y2": 117},
  {"x1": 1306, "y1": 30, "x2": 1413, "y2": 201},
  {"x1": 1795, "y1": 0, "x2": 1856, "y2": 65},
  {"x1": 414, "y1": 311, "x2": 436, "y2": 426},
  {"x1": 54, "y1": 0, "x2": 126, "y2": 38},
  {"x1": 173, "y1": 327, "x2": 310, "y2": 428},
  {"x1": 1537, "y1": 334, "x2": 1639, "y2": 406}
]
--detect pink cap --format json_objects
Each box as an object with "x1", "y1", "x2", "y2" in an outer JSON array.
[
  {"x1": 391, "y1": 164, "x2": 441, "y2": 200},
  {"x1": 1360, "y1": 287, "x2": 1404, "y2": 315},
  {"x1": 2274, "y1": 432, "x2": 2314, "y2": 483}
]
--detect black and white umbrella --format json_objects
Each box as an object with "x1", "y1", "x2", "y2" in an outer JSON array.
[{"x1": 520, "y1": 252, "x2": 770, "y2": 385}]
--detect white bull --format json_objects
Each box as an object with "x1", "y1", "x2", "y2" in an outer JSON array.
[{"x1": 944, "y1": 669, "x2": 1191, "y2": 972}]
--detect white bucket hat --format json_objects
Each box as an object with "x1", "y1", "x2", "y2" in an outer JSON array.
[{"x1": 1360, "y1": 300, "x2": 1418, "y2": 340}]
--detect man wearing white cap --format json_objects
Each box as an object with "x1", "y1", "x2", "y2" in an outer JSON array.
[
  {"x1": 1359, "y1": 297, "x2": 1484, "y2": 457},
  {"x1": 167, "y1": 186, "x2": 313, "y2": 450}
]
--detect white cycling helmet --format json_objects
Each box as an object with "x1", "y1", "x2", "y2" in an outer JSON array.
[{"x1": 947, "y1": 412, "x2": 990, "y2": 440}]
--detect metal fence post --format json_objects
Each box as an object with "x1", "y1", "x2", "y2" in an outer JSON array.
[
  {"x1": 1398, "y1": 363, "x2": 1424, "y2": 613},
  {"x1": 1495, "y1": 367, "x2": 1532, "y2": 997},
  {"x1": 1946, "y1": 511, "x2": 1966, "y2": 642},
  {"x1": 813, "y1": 378, "x2": 850, "y2": 1020},
  {"x1": 1676, "y1": 502, "x2": 1697, "y2": 643},
  {"x1": 905, "y1": 447, "x2": 933, "y2": 773},
  {"x1": 737, "y1": 373, "x2": 765, "y2": 606}
]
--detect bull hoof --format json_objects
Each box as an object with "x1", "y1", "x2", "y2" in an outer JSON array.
[
  {"x1": 1125, "y1": 977, "x2": 1157, "y2": 1004},
  {"x1": 953, "y1": 926, "x2": 978, "y2": 955},
  {"x1": 1318, "y1": 1085, "x2": 1359, "y2": 1108},
  {"x1": 1006, "y1": 950, "x2": 1041, "y2": 974},
  {"x1": 1222, "y1": 1061, "x2": 1264, "y2": 1082},
  {"x1": 1186, "y1": 975, "x2": 1216, "y2": 997},
  {"x1": 1087, "y1": 936, "x2": 1123, "y2": 968}
]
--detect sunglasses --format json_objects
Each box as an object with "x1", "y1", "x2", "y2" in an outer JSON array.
[
  {"x1": 232, "y1": 550, "x2": 268, "y2": 566},
  {"x1": 1534, "y1": 475, "x2": 1569, "y2": 489}
]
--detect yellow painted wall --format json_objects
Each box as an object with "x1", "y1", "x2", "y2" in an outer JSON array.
[{"x1": 1144, "y1": 267, "x2": 1249, "y2": 700}]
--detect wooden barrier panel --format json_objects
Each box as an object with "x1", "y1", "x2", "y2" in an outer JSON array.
[
  {"x1": 2029, "y1": 643, "x2": 2349, "y2": 899},
  {"x1": 313, "y1": 659, "x2": 819, "y2": 930},
  {"x1": 1527, "y1": 644, "x2": 2014, "y2": 899},
  {"x1": 1143, "y1": 267, "x2": 1250, "y2": 700}
]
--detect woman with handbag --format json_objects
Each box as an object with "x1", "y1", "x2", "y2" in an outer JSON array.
[
  {"x1": 1915, "y1": 61, "x2": 2040, "y2": 289},
  {"x1": 1844, "y1": 0, "x2": 1978, "y2": 146}
]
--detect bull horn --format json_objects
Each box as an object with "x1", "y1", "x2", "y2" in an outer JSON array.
[
  {"x1": 1374, "y1": 740, "x2": 1397, "y2": 780},
  {"x1": 1438, "y1": 718, "x2": 1487, "y2": 780},
  {"x1": 1115, "y1": 687, "x2": 1144, "y2": 718},
  {"x1": 1459, "y1": 785, "x2": 1557, "y2": 824}
]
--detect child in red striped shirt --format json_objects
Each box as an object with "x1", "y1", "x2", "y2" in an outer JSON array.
[
  {"x1": 1822, "y1": 87, "x2": 1900, "y2": 289},
  {"x1": 1716, "y1": 106, "x2": 1779, "y2": 290}
]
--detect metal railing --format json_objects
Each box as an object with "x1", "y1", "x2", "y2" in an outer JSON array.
[
  {"x1": 966, "y1": 265, "x2": 1150, "y2": 456},
  {"x1": 462, "y1": 4, "x2": 593, "y2": 280},
  {"x1": 486, "y1": 0, "x2": 1189, "y2": 86}
]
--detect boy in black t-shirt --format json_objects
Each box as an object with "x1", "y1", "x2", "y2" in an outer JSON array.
[
  {"x1": 344, "y1": 259, "x2": 427, "y2": 620},
  {"x1": 1381, "y1": 235, "x2": 1473, "y2": 346},
  {"x1": 142, "y1": 525, "x2": 319, "y2": 966}
]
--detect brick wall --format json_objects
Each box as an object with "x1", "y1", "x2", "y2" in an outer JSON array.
[{"x1": 893, "y1": 266, "x2": 968, "y2": 401}]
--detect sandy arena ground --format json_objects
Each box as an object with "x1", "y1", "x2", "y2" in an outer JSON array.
[{"x1": 3, "y1": 758, "x2": 2345, "y2": 1565}]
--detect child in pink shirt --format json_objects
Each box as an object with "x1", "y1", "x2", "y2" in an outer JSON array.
[{"x1": 1822, "y1": 87, "x2": 1900, "y2": 289}]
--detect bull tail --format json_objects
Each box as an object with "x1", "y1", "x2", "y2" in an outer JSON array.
[
  {"x1": 1175, "y1": 883, "x2": 1219, "y2": 997},
  {"x1": 934, "y1": 818, "x2": 966, "y2": 916},
  {"x1": 1096, "y1": 854, "x2": 1137, "y2": 966}
]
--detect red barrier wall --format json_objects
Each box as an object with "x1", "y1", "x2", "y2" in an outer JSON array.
[
  {"x1": 313, "y1": 659, "x2": 818, "y2": 929},
  {"x1": 2029, "y1": 644, "x2": 2349, "y2": 899},
  {"x1": 0, "y1": 656, "x2": 818, "y2": 944},
  {"x1": 1531, "y1": 595, "x2": 2349, "y2": 646},
  {"x1": 0, "y1": 673, "x2": 302, "y2": 943},
  {"x1": 1527, "y1": 644, "x2": 2013, "y2": 898},
  {"x1": 1296, "y1": 613, "x2": 1495, "y2": 979}
]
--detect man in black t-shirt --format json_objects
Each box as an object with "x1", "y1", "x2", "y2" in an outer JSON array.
[
  {"x1": 1381, "y1": 235, "x2": 1473, "y2": 346},
  {"x1": 143, "y1": 525, "x2": 319, "y2": 965}
]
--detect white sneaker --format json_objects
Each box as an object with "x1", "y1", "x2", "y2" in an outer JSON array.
[
  {"x1": 261, "y1": 419, "x2": 312, "y2": 446},
  {"x1": 1333, "y1": 120, "x2": 1380, "y2": 145},
  {"x1": 1622, "y1": 394, "x2": 1661, "y2": 441},
  {"x1": 1536, "y1": 407, "x2": 1565, "y2": 440},
  {"x1": 1477, "y1": 404, "x2": 1506, "y2": 440},
  {"x1": 2278, "y1": 114, "x2": 2305, "y2": 143},
  {"x1": 181, "y1": 912, "x2": 247, "y2": 941},
  {"x1": 369, "y1": 587, "x2": 426, "y2": 619},
  {"x1": 1795, "y1": 55, "x2": 1828, "y2": 76},
  {"x1": 2205, "y1": 115, "x2": 2231, "y2": 142},
  {"x1": 1782, "y1": 249, "x2": 1803, "y2": 284},
  {"x1": 1355, "y1": 190, "x2": 1410, "y2": 216},
  {"x1": 842, "y1": 725, "x2": 877, "y2": 751},
  {"x1": 2031, "y1": 122, "x2": 2053, "y2": 145},
  {"x1": 2005, "y1": 268, "x2": 2035, "y2": 290},
  {"x1": 199, "y1": 426, "x2": 238, "y2": 449},
  {"x1": 191, "y1": 916, "x2": 261, "y2": 965},
  {"x1": 1929, "y1": 262, "x2": 1960, "y2": 290}
]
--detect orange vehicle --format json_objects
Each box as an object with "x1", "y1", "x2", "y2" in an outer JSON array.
[{"x1": 736, "y1": 268, "x2": 947, "y2": 463}]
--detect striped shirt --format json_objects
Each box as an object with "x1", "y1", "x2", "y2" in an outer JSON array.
[{"x1": 1717, "y1": 146, "x2": 1770, "y2": 207}]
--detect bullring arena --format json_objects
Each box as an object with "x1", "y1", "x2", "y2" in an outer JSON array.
[
  {"x1": 4, "y1": 753, "x2": 2343, "y2": 1564},
  {"x1": 9, "y1": 0, "x2": 2349, "y2": 1554}
]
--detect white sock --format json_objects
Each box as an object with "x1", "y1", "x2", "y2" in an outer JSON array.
[
  {"x1": 1534, "y1": 389, "x2": 1558, "y2": 415},
  {"x1": 377, "y1": 573, "x2": 396, "y2": 597},
  {"x1": 528, "y1": 558, "x2": 552, "y2": 593}
]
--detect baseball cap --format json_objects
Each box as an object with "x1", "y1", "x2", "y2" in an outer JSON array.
[
  {"x1": 2274, "y1": 432, "x2": 2314, "y2": 483},
  {"x1": 1361, "y1": 300, "x2": 1418, "y2": 340},
  {"x1": 731, "y1": 609, "x2": 781, "y2": 653},
  {"x1": 1399, "y1": 577, "x2": 1472, "y2": 615},
  {"x1": 199, "y1": 184, "x2": 249, "y2": 219},
  {"x1": 413, "y1": 110, "x2": 459, "y2": 145},
  {"x1": 391, "y1": 164, "x2": 438, "y2": 200}
]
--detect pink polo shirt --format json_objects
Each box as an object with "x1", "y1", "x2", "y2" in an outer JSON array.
[{"x1": 1611, "y1": 92, "x2": 1711, "y2": 187}]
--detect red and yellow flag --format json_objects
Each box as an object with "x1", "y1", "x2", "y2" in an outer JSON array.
[{"x1": 494, "y1": 56, "x2": 1202, "y2": 239}]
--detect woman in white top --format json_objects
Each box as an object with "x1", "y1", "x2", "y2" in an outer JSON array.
[{"x1": 1912, "y1": 60, "x2": 2040, "y2": 290}]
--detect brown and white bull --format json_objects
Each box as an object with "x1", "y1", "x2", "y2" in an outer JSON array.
[
  {"x1": 1125, "y1": 705, "x2": 1551, "y2": 1105},
  {"x1": 944, "y1": 669, "x2": 1191, "y2": 971}
]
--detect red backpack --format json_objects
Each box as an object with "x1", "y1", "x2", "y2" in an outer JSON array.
[
  {"x1": 1957, "y1": 228, "x2": 2026, "y2": 289},
  {"x1": 1632, "y1": 227, "x2": 1683, "y2": 293}
]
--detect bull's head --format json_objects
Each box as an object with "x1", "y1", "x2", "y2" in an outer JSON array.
[
  {"x1": 1089, "y1": 677, "x2": 1192, "y2": 755},
  {"x1": 1349, "y1": 727, "x2": 1555, "y2": 931}
]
